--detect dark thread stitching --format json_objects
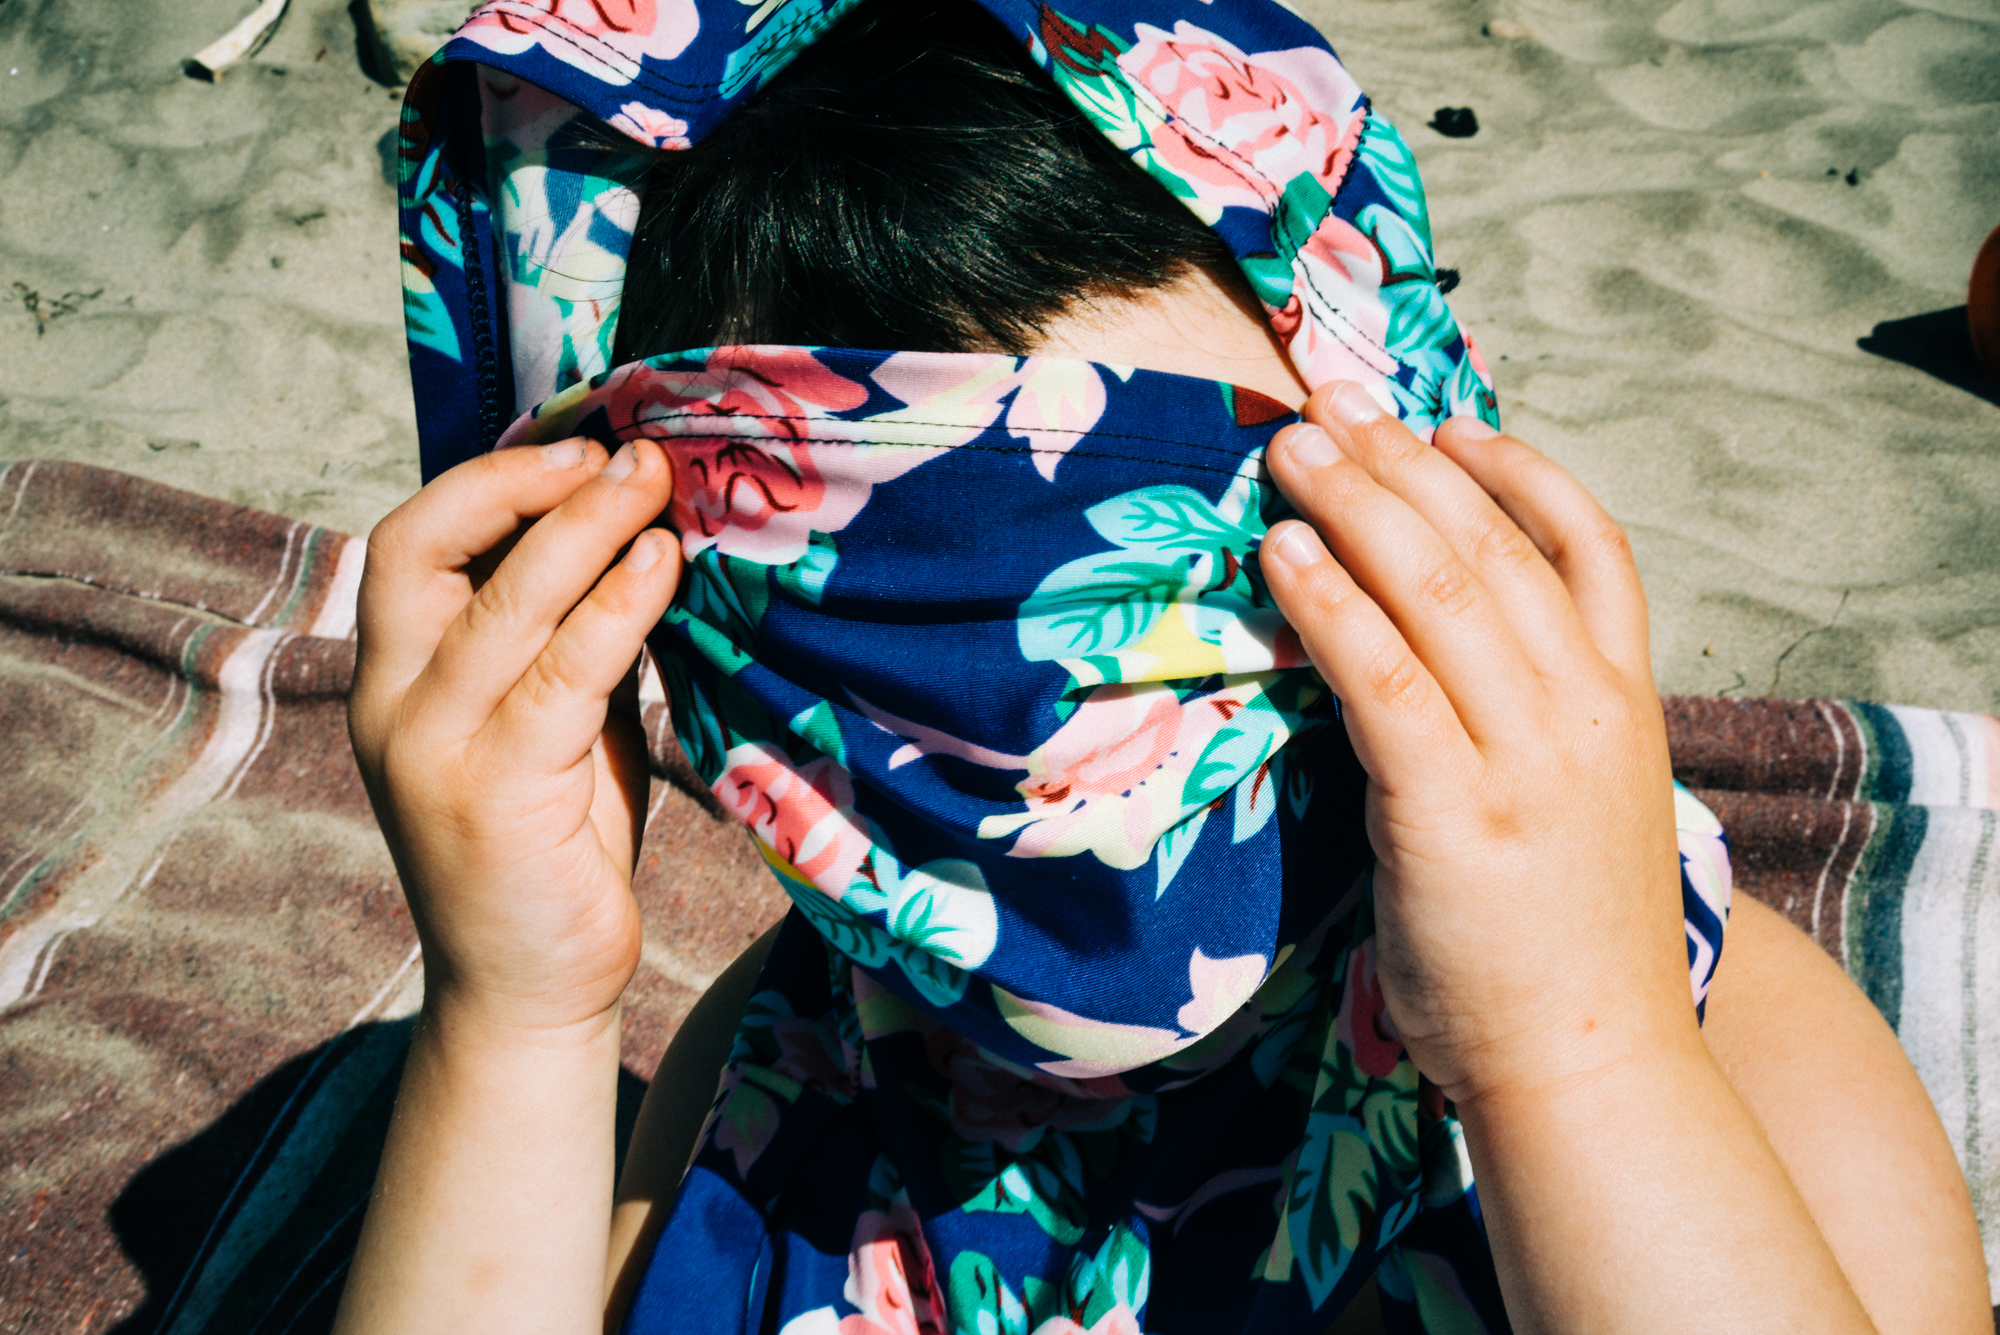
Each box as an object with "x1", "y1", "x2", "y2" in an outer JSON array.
[
  {"x1": 471, "y1": 5, "x2": 722, "y2": 95},
  {"x1": 1129, "y1": 77, "x2": 1441, "y2": 408},
  {"x1": 610, "y1": 428, "x2": 1259, "y2": 483},
  {"x1": 1113, "y1": 74, "x2": 1405, "y2": 375},
  {"x1": 470, "y1": 4, "x2": 845, "y2": 105},
  {"x1": 619, "y1": 408, "x2": 1280, "y2": 466},
  {"x1": 457, "y1": 175, "x2": 503, "y2": 449}
]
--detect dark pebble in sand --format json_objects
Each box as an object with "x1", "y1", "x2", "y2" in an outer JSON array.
[{"x1": 1429, "y1": 107, "x2": 1479, "y2": 138}]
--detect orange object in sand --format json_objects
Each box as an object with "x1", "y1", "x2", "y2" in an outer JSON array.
[{"x1": 1971, "y1": 223, "x2": 2000, "y2": 380}]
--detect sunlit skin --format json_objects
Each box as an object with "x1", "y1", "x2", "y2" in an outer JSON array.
[
  {"x1": 332, "y1": 277, "x2": 1987, "y2": 1335},
  {"x1": 1032, "y1": 260, "x2": 1311, "y2": 409}
]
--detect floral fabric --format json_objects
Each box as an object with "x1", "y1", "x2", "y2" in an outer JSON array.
[
  {"x1": 498, "y1": 347, "x2": 1732, "y2": 1334},
  {"x1": 396, "y1": 3, "x2": 1735, "y2": 1332}
]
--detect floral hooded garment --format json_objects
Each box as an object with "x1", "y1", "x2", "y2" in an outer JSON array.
[{"x1": 397, "y1": 4, "x2": 1734, "y2": 1332}]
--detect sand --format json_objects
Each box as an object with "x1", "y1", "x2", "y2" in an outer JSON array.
[
  {"x1": 2, "y1": 0, "x2": 1997, "y2": 710},
  {"x1": 0, "y1": 0, "x2": 419, "y2": 541}
]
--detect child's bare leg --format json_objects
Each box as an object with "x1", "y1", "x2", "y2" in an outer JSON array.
[
  {"x1": 606, "y1": 920, "x2": 781, "y2": 1326},
  {"x1": 1702, "y1": 893, "x2": 1989, "y2": 1334}
]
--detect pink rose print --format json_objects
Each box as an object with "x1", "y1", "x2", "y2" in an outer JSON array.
[
  {"x1": 989, "y1": 684, "x2": 1184, "y2": 869},
  {"x1": 869, "y1": 352, "x2": 1111, "y2": 482},
  {"x1": 838, "y1": 1197, "x2": 946, "y2": 1335},
  {"x1": 978, "y1": 680, "x2": 1283, "y2": 872},
  {"x1": 925, "y1": 1029, "x2": 1137, "y2": 1152},
  {"x1": 771, "y1": 1013, "x2": 860, "y2": 1099},
  {"x1": 1335, "y1": 938, "x2": 1404, "y2": 1078},
  {"x1": 625, "y1": 348, "x2": 883, "y2": 565},
  {"x1": 1119, "y1": 22, "x2": 1366, "y2": 214},
  {"x1": 1001, "y1": 359, "x2": 1108, "y2": 482},
  {"x1": 607, "y1": 99, "x2": 691, "y2": 149},
  {"x1": 460, "y1": 0, "x2": 700, "y2": 85},
  {"x1": 1279, "y1": 214, "x2": 1403, "y2": 391},
  {"x1": 712, "y1": 743, "x2": 875, "y2": 902},
  {"x1": 1176, "y1": 948, "x2": 1268, "y2": 1036}
]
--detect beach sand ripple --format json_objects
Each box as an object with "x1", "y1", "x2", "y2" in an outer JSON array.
[{"x1": 1310, "y1": 0, "x2": 2000, "y2": 711}]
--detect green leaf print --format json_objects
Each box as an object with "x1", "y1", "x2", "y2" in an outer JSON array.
[
  {"x1": 1352, "y1": 1062, "x2": 1421, "y2": 1177},
  {"x1": 1021, "y1": 1277, "x2": 1064, "y2": 1332},
  {"x1": 401, "y1": 259, "x2": 462, "y2": 362},
  {"x1": 1287, "y1": 1111, "x2": 1377, "y2": 1310},
  {"x1": 1183, "y1": 707, "x2": 1284, "y2": 809},
  {"x1": 948, "y1": 1252, "x2": 1029, "y2": 1335},
  {"x1": 1067, "y1": 1223, "x2": 1152, "y2": 1330},
  {"x1": 944, "y1": 1134, "x2": 1089, "y2": 1247},
  {"x1": 787, "y1": 700, "x2": 847, "y2": 767},
  {"x1": 657, "y1": 654, "x2": 729, "y2": 786},
  {"x1": 1233, "y1": 756, "x2": 1280, "y2": 845},
  {"x1": 1271, "y1": 172, "x2": 1336, "y2": 269},
  {"x1": 1154, "y1": 803, "x2": 1210, "y2": 900},
  {"x1": 1049, "y1": 54, "x2": 1146, "y2": 155},
  {"x1": 1355, "y1": 116, "x2": 1432, "y2": 241},
  {"x1": 1017, "y1": 552, "x2": 1188, "y2": 659},
  {"x1": 778, "y1": 872, "x2": 976, "y2": 1009},
  {"x1": 1239, "y1": 253, "x2": 1297, "y2": 311},
  {"x1": 1085, "y1": 486, "x2": 1261, "y2": 557},
  {"x1": 670, "y1": 548, "x2": 767, "y2": 676},
  {"x1": 845, "y1": 857, "x2": 1000, "y2": 972},
  {"x1": 774, "y1": 529, "x2": 839, "y2": 605},
  {"x1": 1020, "y1": 469, "x2": 1275, "y2": 667},
  {"x1": 1361, "y1": 206, "x2": 1457, "y2": 358}
]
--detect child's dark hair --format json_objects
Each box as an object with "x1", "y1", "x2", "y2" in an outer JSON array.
[{"x1": 613, "y1": 0, "x2": 1237, "y2": 362}]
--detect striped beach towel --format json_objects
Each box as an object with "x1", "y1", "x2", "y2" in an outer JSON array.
[{"x1": 1670, "y1": 695, "x2": 2000, "y2": 1292}]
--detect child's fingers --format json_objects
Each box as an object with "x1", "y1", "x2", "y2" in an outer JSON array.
[
  {"x1": 412, "y1": 440, "x2": 674, "y2": 742},
  {"x1": 1259, "y1": 519, "x2": 1480, "y2": 792},
  {"x1": 1266, "y1": 421, "x2": 1541, "y2": 750},
  {"x1": 1431, "y1": 419, "x2": 1651, "y2": 685},
  {"x1": 480, "y1": 530, "x2": 682, "y2": 782},
  {"x1": 355, "y1": 440, "x2": 608, "y2": 704},
  {"x1": 1300, "y1": 386, "x2": 1589, "y2": 681}
]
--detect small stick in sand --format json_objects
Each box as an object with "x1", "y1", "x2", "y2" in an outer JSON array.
[{"x1": 185, "y1": 0, "x2": 292, "y2": 82}]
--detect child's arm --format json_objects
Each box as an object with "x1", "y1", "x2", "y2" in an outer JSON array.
[
  {"x1": 1260, "y1": 383, "x2": 1878, "y2": 1334},
  {"x1": 333, "y1": 437, "x2": 680, "y2": 1335}
]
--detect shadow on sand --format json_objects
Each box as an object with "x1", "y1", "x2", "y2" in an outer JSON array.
[{"x1": 1858, "y1": 307, "x2": 2000, "y2": 409}]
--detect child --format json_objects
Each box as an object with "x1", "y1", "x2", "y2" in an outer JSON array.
[{"x1": 339, "y1": 0, "x2": 1982, "y2": 1331}]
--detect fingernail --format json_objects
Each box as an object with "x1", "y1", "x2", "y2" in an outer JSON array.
[
  {"x1": 1282, "y1": 424, "x2": 1340, "y2": 471},
  {"x1": 602, "y1": 443, "x2": 638, "y2": 482},
  {"x1": 541, "y1": 439, "x2": 586, "y2": 469},
  {"x1": 1267, "y1": 523, "x2": 1325, "y2": 569},
  {"x1": 624, "y1": 531, "x2": 664, "y2": 572},
  {"x1": 1327, "y1": 381, "x2": 1387, "y2": 426},
  {"x1": 1447, "y1": 415, "x2": 1499, "y2": 440}
]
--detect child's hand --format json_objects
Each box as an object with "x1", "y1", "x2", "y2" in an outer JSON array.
[
  {"x1": 347, "y1": 438, "x2": 680, "y2": 1040},
  {"x1": 1261, "y1": 386, "x2": 1690, "y2": 1110}
]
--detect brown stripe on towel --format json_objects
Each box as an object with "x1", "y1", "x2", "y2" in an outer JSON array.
[
  {"x1": 1666, "y1": 695, "x2": 1868, "y2": 802},
  {"x1": 1693, "y1": 790, "x2": 1877, "y2": 961}
]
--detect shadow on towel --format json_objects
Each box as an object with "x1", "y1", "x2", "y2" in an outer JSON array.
[{"x1": 105, "y1": 1019, "x2": 646, "y2": 1335}]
